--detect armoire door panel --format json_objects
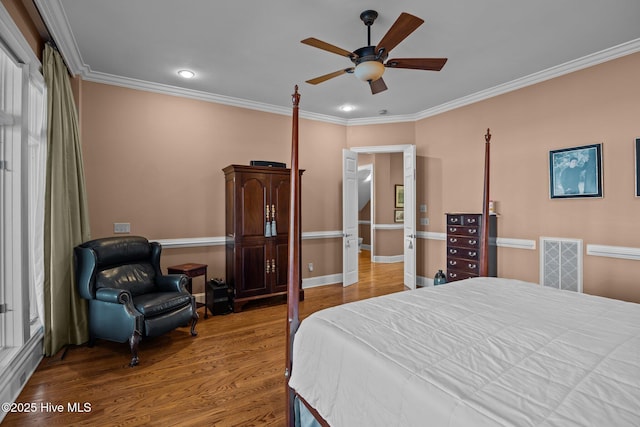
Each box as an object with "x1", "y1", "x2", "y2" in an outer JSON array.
[
  {"x1": 272, "y1": 240, "x2": 289, "y2": 293},
  {"x1": 271, "y1": 174, "x2": 291, "y2": 234},
  {"x1": 240, "y1": 176, "x2": 267, "y2": 237},
  {"x1": 225, "y1": 178, "x2": 235, "y2": 235},
  {"x1": 238, "y1": 244, "x2": 268, "y2": 295}
]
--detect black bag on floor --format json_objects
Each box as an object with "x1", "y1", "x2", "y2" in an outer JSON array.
[{"x1": 206, "y1": 279, "x2": 233, "y2": 315}]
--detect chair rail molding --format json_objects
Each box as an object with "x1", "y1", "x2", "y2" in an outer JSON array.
[
  {"x1": 586, "y1": 244, "x2": 640, "y2": 261},
  {"x1": 156, "y1": 232, "x2": 537, "y2": 249}
]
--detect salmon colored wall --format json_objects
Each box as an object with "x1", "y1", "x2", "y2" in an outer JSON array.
[
  {"x1": 1, "y1": 0, "x2": 43, "y2": 59},
  {"x1": 7, "y1": 0, "x2": 638, "y2": 301},
  {"x1": 372, "y1": 153, "x2": 404, "y2": 257},
  {"x1": 78, "y1": 81, "x2": 345, "y2": 287},
  {"x1": 347, "y1": 121, "x2": 415, "y2": 147},
  {"x1": 77, "y1": 51, "x2": 640, "y2": 302},
  {"x1": 339, "y1": 53, "x2": 640, "y2": 302},
  {"x1": 414, "y1": 52, "x2": 640, "y2": 302}
]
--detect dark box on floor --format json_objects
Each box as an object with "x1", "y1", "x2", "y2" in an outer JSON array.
[{"x1": 206, "y1": 279, "x2": 233, "y2": 315}]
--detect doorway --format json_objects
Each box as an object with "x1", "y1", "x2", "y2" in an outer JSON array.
[{"x1": 342, "y1": 145, "x2": 416, "y2": 289}]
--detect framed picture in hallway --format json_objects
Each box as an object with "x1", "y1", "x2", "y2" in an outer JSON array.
[
  {"x1": 395, "y1": 184, "x2": 404, "y2": 208},
  {"x1": 549, "y1": 143, "x2": 603, "y2": 199}
]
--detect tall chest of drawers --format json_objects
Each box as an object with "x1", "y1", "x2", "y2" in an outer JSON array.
[{"x1": 445, "y1": 213, "x2": 497, "y2": 282}]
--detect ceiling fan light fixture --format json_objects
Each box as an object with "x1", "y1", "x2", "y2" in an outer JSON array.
[
  {"x1": 302, "y1": 11, "x2": 446, "y2": 94},
  {"x1": 354, "y1": 61, "x2": 384, "y2": 82}
]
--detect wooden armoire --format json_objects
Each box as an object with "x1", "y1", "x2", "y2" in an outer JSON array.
[{"x1": 223, "y1": 165, "x2": 303, "y2": 311}]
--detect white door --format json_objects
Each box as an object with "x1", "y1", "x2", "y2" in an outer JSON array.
[
  {"x1": 403, "y1": 145, "x2": 417, "y2": 289},
  {"x1": 342, "y1": 149, "x2": 358, "y2": 287}
]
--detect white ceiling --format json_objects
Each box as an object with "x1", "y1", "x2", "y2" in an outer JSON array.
[{"x1": 35, "y1": 0, "x2": 640, "y2": 124}]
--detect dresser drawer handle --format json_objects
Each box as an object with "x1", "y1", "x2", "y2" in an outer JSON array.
[
  {"x1": 449, "y1": 249, "x2": 458, "y2": 255},
  {"x1": 449, "y1": 238, "x2": 458, "y2": 243},
  {"x1": 468, "y1": 251, "x2": 477, "y2": 257},
  {"x1": 449, "y1": 260, "x2": 457, "y2": 266},
  {"x1": 449, "y1": 272, "x2": 457, "y2": 278},
  {"x1": 468, "y1": 239, "x2": 477, "y2": 245},
  {"x1": 468, "y1": 263, "x2": 477, "y2": 269},
  {"x1": 467, "y1": 218, "x2": 477, "y2": 224},
  {"x1": 449, "y1": 227, "x2": 458, "y2": 233},
  {"x1": 468, "y1": 228, "x2": 477, "y2": 234},
  {"x1": 450, "y1": 217, "x2": 459, "y2": 223}
]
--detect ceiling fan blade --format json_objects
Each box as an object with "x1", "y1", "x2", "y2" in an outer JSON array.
[
  {"x1": 375, "y1": 12, "x2": 424, "y2": 55},
  {"x1": 369, "y1": 77, "x2": 388, "y2": 95},
  {"x1": 301, "y1": 38, "x2": 355, "y2": 58},
  {"x1": 386, "y1": 58, "x2": 448, "y2": 71},
  {"x1": 306, "y1": 68, "x2": 353, "y2": 85}
]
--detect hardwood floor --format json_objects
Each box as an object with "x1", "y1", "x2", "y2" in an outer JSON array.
[{"x1": 3, "y1": 251, "x2": 404, "y2": 426}]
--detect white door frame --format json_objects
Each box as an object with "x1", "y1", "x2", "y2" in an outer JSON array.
[{"x1": 344, "y1": 144, "x2": 417, "y2": 289}]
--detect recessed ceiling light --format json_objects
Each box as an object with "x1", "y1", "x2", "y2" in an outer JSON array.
[
  {"x1": 178, "y1": 69, "x2": 195, "y2": 79},
  {"x1": 339, "y1": 104, "x2": 355, "y2": 112}
]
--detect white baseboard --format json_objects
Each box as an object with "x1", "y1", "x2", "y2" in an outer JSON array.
[
  {"x1": 372, "y1": 255, "x2": 404, "y2": 263},
  {"x1": 302, "y1": 273, "x2": 342, "y2": 289},
  {"x1": 416, "y1": 276, "x2": 433, "y2": 288}
]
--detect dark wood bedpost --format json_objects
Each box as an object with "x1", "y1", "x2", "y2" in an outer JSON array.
[
  {"x1": 480, "y1": 128, "x2": 491, "y2": 276},
  {"x1": 286, "y1": 85, "x2": 301, "y2": 427}
]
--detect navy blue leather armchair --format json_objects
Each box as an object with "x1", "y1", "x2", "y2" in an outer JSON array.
[{"x1": 74, "y1": 236, "x2": 198, "y2": 366}]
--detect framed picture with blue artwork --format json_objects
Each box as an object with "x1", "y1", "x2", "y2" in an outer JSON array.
[{"x1": 549, "y1": 143, "x2": 603, "y2": 199}]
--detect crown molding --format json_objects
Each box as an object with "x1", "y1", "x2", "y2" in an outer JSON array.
[
  {"x1": 82, "y1": 70, "x2": 348, "y2": 125},
  {"x1": 35, "y1": 0, "x2": 640, "y2": 127},
  {"x1": 412, "y1": 38, "x2": 640, "y2": 123},
  {"x1": 347, "y1": 113, "x2": 419, "y2": 126},
  {"x1": 34, "y1": 0, "x2": 88, "y2": 74}
]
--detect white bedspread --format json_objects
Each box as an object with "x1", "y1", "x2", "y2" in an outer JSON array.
[{"x1": 289, "y1": 277, "x2": 640, "y2": 426}]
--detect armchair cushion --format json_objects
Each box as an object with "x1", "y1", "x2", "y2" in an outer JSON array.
[
  {"x1": 133, "y1": 292, "x2": 192, "y2": 317},
  {"x1": 97, "y1": 263, "x2": 156, "y2": 296}
]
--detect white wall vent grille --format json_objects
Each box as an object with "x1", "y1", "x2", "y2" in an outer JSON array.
[{"x1": 540, "y1": 237, "x2": 583, "y2": 292}]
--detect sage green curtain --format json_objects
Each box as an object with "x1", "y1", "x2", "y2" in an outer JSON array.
[{"x1": 42, "y1": 44, "x2": 91, "y2": 356}]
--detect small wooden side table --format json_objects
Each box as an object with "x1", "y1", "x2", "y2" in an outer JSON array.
[{"x1": 167, "y1": 263, "x2": 208, "y2": 317}]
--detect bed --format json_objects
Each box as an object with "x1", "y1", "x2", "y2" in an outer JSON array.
[
  {"x1": 283, "y1": 88, "x2": 639, "y2": 426},
  {"x1": 289, "y1": 276, "x2": 640, "y2": 426}
]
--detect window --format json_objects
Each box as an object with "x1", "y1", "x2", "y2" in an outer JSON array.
[
  {"x1": 1, "y1": 42, "x2": 46, "y2": 347},
  {"x1": 26, "y1": 73, "x2": 46, "y2": 332},
  {"x1": 1, "y1": 6, "x2": 47, "y2": 410},
  {"x1": 0, "y1": 42, "x2": 24, "y2": 353}
]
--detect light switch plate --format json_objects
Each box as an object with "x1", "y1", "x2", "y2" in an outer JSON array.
[{"x1": 114, "y1": 222, "x2": 130, "y2": 233}]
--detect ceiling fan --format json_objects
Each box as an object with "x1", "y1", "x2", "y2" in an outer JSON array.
[{"x1": 302, "y1": 10, "x2": 448, "y2": 94}]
